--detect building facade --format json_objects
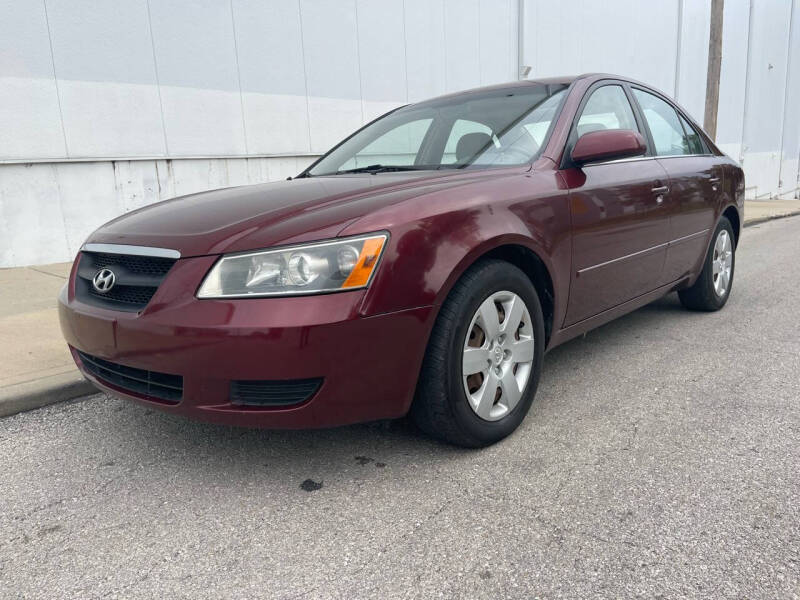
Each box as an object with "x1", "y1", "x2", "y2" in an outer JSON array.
[{"x1": 1, "y1": 0, "x2": 798, "y2": 267}]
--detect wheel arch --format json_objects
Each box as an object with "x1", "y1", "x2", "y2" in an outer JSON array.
[
  {"x1": 722, "y1": 204, "x2": 741, "y2": 248},
  {"x1": 435, "y1": 238, "x2": 557, "y2": 347}
]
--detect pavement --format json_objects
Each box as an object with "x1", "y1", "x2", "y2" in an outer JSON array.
[
  {"x1": 0, "y1": 214, "x2": 799, "y2": 598},
  {"x1": 0, "y1": 262, "x2": 93, "y2": 418},
  {"x1": 2, "y1": 197, "x2": 797, "y2": 420}
]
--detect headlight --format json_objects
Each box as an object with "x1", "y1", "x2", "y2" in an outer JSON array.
[{"x1": 196, "y1": 233, "x2": 388, "y2": 298}]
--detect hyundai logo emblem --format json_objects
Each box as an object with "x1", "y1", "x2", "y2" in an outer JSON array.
[{"x1": 92, "y1": 268, "x2": 116, "y2": 293}]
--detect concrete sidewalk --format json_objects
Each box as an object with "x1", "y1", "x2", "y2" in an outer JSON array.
[
  {"x1": 1, "y1": 198, "x2": 798, "y2": 418},
  {"x1": 0, "y1": 262, "x2": 94, "y2": 416}
]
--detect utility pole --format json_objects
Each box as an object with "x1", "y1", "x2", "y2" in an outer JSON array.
[{"x1": 704, "y1": 0, "x2": 725, "y2": 140}]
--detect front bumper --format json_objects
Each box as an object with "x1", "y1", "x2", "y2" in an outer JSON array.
[{"x1": 59, "y1": 255, "x2": 434, "y2": 428}]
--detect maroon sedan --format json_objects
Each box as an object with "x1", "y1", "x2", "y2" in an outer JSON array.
[{"x1": 59, "y1": 74, "x2": 743, "y2": 447}]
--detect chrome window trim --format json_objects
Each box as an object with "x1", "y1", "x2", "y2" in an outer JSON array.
[
  {"x1": 81, "y1": 243, "x2": 181, "y2": 259},
  {"x1": 584, "y1": 153, "x2": 716, "y2": 167}
]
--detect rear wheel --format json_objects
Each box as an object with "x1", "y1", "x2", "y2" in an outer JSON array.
[
  {"x1": 678, "y1": 216, "x2": 735, "y2": 311},
  {"x1": 411, "y1": 259, "x2": 545, "y2": 447}
]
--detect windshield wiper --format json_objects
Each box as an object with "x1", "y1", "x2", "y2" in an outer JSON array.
[{"x1": 331, "y1": 164, "x2": 432, "y2": 175}]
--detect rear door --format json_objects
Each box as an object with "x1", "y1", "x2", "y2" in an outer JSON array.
[
  {"x1": 630, "y1": 88, "x2": 720, "y2": 283},
  {"x1": 561, "y1": 82, "x2": 671, "y2": 326}
]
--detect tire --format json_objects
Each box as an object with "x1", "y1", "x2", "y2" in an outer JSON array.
[
  {"x1": 678, "y1": 216, "x2": 735, "y2": 311},
  {"x1": 411, "y1": 259, "x2": 545, "y2": 447}
]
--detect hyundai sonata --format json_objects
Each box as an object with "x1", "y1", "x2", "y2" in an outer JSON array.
[{"x1": 59, "y1": 73, "x2": 743, "y2": 447}]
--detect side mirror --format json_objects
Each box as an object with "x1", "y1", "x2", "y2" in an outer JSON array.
[{"x1": 571, "y1": 129, "x2": 647, "y2": 165}]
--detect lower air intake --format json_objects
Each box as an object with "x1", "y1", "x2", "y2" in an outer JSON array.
[
  {"x1": 77, "y1": 351, "x2": 182, "y2": 403},
  {"x1": 230, "y1": 378, "x2": 322, "y2": 407}
]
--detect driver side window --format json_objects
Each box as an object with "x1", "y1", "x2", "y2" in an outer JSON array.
[{"x1": 576, "y1": 85, "x2": 639, "y2": 138}]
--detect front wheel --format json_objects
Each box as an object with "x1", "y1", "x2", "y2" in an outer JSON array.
[
  {"x1": 678, "y1": 216, "x2": 735, "y2": 311},
  {"x1": 411, "y1": 259, "x2": 545, "y2": 447}
]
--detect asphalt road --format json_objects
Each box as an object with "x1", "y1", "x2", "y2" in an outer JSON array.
[{"x1": 2, "y1": 216, "x2": 799, "y2": 599}]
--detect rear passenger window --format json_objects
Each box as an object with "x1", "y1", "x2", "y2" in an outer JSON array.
[
  {"x1": 576, "y1": 85, "x2": 638, "y2": 138},
  {"x1": 633, "y1": 89, "x2": 693, "y2": 157},
  {"x1": 678, "y1": 113, "x2": 705, "y2": 154}
]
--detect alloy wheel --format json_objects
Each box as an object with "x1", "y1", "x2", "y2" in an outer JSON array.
[{"x1": 712, "y1": 229, "x2": 733, "y2": 296}]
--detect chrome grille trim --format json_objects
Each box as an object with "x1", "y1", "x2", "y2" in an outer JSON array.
[{"x1": 82, "y1": 243, "x2": 181, "y2": 259}]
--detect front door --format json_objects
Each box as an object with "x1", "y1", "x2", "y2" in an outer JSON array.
[{"x1": 562, "y1": 84, "x2": 671, "y2": 326}]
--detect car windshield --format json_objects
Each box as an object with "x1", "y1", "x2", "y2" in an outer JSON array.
[{"x1": 306, "y1": 83, "x2": 569, "y2": 176}]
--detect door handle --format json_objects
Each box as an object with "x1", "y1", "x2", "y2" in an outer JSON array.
[{"x1": 651, "y1": 185, "x2": 668, "y2": 205}]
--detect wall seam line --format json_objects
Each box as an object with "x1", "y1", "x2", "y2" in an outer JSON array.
[
  {"x1": 229, "y1": 0, "x2": 249, "y2": 155},
  {"x1": 297, "y1": 0, "x2": 314, "y2": 154},
  {"x1": 354, "y1": 0, "x2": 366, "y2": 124},
  {"x1": 145, "y1": 0, "x2": 170, "y2": 156},
  {"x1": 401, "y1": 0, "x2": 410, "y2": 102},
  {"x1": 777, "y1": 0, "x2": 797, "y2": 189},
  {"x1": 673, "y1": 0, "x2": 684, "y2": 98},
  {"x1": 442, "y1": 0, "x2": 448, "y2": 92},
  {"x1": 477, "y1": 0, "x2": 482, "y2": 85},
  {"x1": 740, "y1": 0, "x2": 755, "y2": 168},
  {"x1": 516, "y1": 0, "x2": 524, "y2": 79},
  {"x1": 41, "y1": 0, "x2": 69, "y2": 157}
]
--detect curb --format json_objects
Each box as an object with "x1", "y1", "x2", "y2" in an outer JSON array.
[
  {"x1": 1, "y1": 210, "x2": 797, "y2": 420},
  {"x1": 743, "y1": 210, "x2": 800, "y2": 228},
  {"x1": 0, "y1": 371, "x2": 96, "y2": 418}
]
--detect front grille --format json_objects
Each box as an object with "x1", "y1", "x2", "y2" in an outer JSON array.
[
  {"x1": 88, "y1": 283, "x2": 158, "y2": 306},
  {"x1": 78, "y1": 351, "x2": 182, "y2": 403},
  {"x1": 76, "y1": 251, "x2": 177, "y2": 312},
  {"x1": 230, "y1": 378, "x2": 322, "y2": 407},
  {"x1": 89, "y1": 252, "x2": 175, "y2": 277}
]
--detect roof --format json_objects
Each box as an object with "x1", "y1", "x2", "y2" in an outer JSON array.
[{"x1": 415, "y1": 74, "x2": 606, "y2": 105}]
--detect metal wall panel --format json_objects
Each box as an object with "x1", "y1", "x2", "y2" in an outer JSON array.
[
  {"x1": 356, "y1": 0, "x2": 408, "y2": 121},
  {"x1": 740, "y1": 0, "x2": 792, "y2": 198},
  {"x1": 0, "y1": 1, "x2": 65, "y2": 159},
  {"x1": 444, "y1": 0, "x2": 482, "y2": 92},
  {"x1": 148, "y1": 0, "x2": 247, "y2": 156},
  {"x1": 46, "y1": 0, "x2": 165, "y2": 157},
  {"x1": 479, "y1": 0, "x2": 518, "y2": 87},
  {"x1": 3, "y1": 0, "x2": 799, "y2": 267},
  {"x1": 231, "y1": 0, "x2": 311, "y2": 154},
  {"x1": 404, "y1": 0, "x2": 447, "y2": 102},
  {"x1": 299, "y1": 0, "x2": 363, "y2": 153},
  {"x1": 778, "y1": 0, "x2": 800, "y2": 198},
  {"x1": 521, "y1": 0, "x2": 679, "y2": 96},
  {"x1": 0, "y1": 157, "x2": 314, "y2": 266},
  {"x1": 716, "y1": 0, "x2": 751, "y2": 160},
  {"x1": 675, "y1": 0, "x2": 711, "y2": 121}
]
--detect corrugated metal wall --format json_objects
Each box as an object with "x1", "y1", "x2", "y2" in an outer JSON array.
[
  {"x1": 520, "y1": 0, "x2": 800, "y2": 202},
  {"x1": 0, "y1": 0, "x2": 517, "y2": 267},
  {"x1": 1, "y1": 0, "x2": 797, "y2": 267},
  {"x1": 717, "y1": 0, "x2": 800, "y2": 200},
  {"x1": 0, "y1": 0, "x2": 518, "y2": 162}
]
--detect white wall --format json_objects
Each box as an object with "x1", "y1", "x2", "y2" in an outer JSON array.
[
  {"x1": 0, "y1": 0, "x2": 518, "y2": 163},
  {"x1": 718, "y1": 0, "x2": 798, "y2": 199},
  {"x1": 0, "y1": 0, "x2": 518, "y2": 267},
  {"x1": 520, "y1": 0, "x2": 800, "y2": 201},
  {"x1": 2, "y1": 0, "x2": 798, "y2": 267},
  {"x1": 0, "y1": 156, "x2": 313, "y2": 267}
]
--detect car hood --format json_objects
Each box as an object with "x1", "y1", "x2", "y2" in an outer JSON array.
[{"x1": 86, "y1": 171, "x2": 502, "y2": 257}]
